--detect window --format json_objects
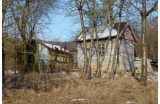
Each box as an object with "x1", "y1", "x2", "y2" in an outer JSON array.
[{"x1": 99, "y1": 43, "x2": 105, "y2": 55}]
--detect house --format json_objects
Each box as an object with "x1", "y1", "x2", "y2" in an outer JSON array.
[
  {"x1": 76, "y1": 22, "x2": 137, "y2": 73},
  {"x1": 38, "y1": 41, "x2": 74, "y2": 71}
]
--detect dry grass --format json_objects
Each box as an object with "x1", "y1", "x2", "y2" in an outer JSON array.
[{"x1": 2, "y1": 71, "x2": 158, "y2": 104}]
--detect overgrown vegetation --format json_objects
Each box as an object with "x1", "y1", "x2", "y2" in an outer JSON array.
[
  {"x1": 2, "y1": 0, "x2": 58, "y2": 78},
  {"x1": 26, "y1": 39, "x2": 38, "y2": 72},
  {"x1": 2, "y1": 0, "x2": 158, "y2": 103},
  {"x1": 3, "y1": 70, "x2": 158, "y2": 104}
]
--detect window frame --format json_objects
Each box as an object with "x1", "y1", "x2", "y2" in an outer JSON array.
[{"x1": 99, "y1": 43, "x2": 105, "y2": 56}]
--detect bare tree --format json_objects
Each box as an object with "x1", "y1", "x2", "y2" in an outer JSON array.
[
  {"x1": 100, "y1": 0, "x2": 117, "y2": 25},
  {"x1": 129, "y1": 0, "x2": 158, "y2": 86},
  {"x1": 10, "y1": 0, "x2": 57, "y2": 72},
  {"x1": 94, "y1": 23, "x2": 101, "y2": 77},
  {"x1": 110, "y1": 0, "x2": 125, "y2": 78},
  {"x1": 99, "y1": 0, "x2": 122, "y2": 74},
  {"x1": 74, "y1": 0, "x2": 88, "y2": 79},
  {"x1": 2, "y1": 0, "x2": 11, "y2": 84},
  {"x1": 83, "y1": 0, "x2": 96, "y2": 79}
]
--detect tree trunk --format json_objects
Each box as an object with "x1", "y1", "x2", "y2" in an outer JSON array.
[
  {"x1": 100, "y1": 0, "x2": 115, "y2": 73},
  {"x1": 111, "y1": 25, "x2": 120, "y2": 78},
  {"x1": 100, "y1": 25, "x2": 114, "y2": 72},
  {"x1": 95, "y1": 25, "x2": 101, "y2": 77},
  {"x1": 2, "y1": 0, "x2": 7, "y2": 84},
  {"x1": 111, "y1": 0, "x2": 124, "y2": 79},
  {"x1": 87, "y1": 11, "x2": 95, "y2": 79},
  {"x1": 129, "y1": 0, "x2": 157, "y2": 86},
  {"x1": 79, "y1": 10, "x2": 88, "y2": 79},
  {"x1": 23, "y1": 42, "x2": 27, "y2": 72},
  {"x1": 140, "y1": 10, "x2": 147, "y2": 86},
  {"x1": 84, "y1": 0, "x2": 96, "y2": 79},
  {"x1": 2, "y1": 41, "x2": 5, "y2": 84},
  {"x1": 75, "y1": 0, "x2": 88, "y2": 79}
]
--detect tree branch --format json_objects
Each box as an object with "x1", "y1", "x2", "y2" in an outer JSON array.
[
  {"x1": 146, "y1": 0, "x2": 158, "y2": 16},
  {"x1": 128, "y1": 0, "x2": 141, "y2": 12}
]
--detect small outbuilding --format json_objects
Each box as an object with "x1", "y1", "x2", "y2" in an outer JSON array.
[
  {"x1": 38, "y1": 41, "x2": 73, "y2": 71},
  {"x1": 76, "y1": 22, "x2": 137, "y2": 72}
]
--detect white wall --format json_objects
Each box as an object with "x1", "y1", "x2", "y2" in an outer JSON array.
[
  {"x1": 77, "y1": 39, "x2": 136, "y2": 73},
  {"x1": 77, "y1": 40, "x2": 116, "y2": 72}
]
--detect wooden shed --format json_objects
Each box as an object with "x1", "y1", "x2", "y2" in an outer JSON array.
[
  {"x1": 38, "y1": 41, "x2": 73, "y2": 71},
  {"x1": 76, "y1": 22, "x2": 137, "y2": 72}
]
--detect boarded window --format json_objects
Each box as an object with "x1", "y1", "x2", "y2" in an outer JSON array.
[{"x1": 99, "y1": 43, "x2": 105, "y2": 55}]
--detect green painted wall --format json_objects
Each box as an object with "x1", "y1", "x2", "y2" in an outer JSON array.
[{"x1": 39, "y1": 44, "x2": 49, "y2": 63}]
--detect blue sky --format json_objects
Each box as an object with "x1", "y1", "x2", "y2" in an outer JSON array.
[{"x1": 40, "y1": 14, "x2": 80, "y2": 42}]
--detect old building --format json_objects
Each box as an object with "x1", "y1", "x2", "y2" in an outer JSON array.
[
  {"x1": 76, "y1": 22, "x2": 137, "y2": 73},
  {"x1": 38, "y1": 41, "x2": 73, "y2": 71}
]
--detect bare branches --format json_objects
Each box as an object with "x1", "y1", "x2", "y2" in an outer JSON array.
[
  {"x1": 75, "y1": 0, "x2": 86, "y2": 10},
  {"x1": 128, "y1": 0, "x2": 158, "y2": 17},
  {"x1": 128, "y1": 0, "x2": 142, "y2": 12},
  {"x1": 146, "y1": 0, "x2": 158, "y2": 16},
  {"x1": 3, "y1": 0, "x2": 58, "y2": 73}
]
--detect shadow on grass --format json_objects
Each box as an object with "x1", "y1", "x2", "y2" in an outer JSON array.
[{"x1": 3, "y1": 72, "x2": 68, "y2": 92}]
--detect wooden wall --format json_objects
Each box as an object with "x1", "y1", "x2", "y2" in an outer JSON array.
[
  {"x1": 118, "y1": 40, "x2": 135, "y2": 71},
  {"x1": 77, "y1": 39, "x2": 135, "y2": 72},
  {"x1": 77, "y1": 40, "x2": 116, "y2": 72},
  {"x1": 39, "y1": 43, "x2": 74, "y2": 70}
]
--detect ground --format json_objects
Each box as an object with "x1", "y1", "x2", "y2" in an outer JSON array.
[{"x1": 2, "y1": 69, "x2": 158, "y2": 104}]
